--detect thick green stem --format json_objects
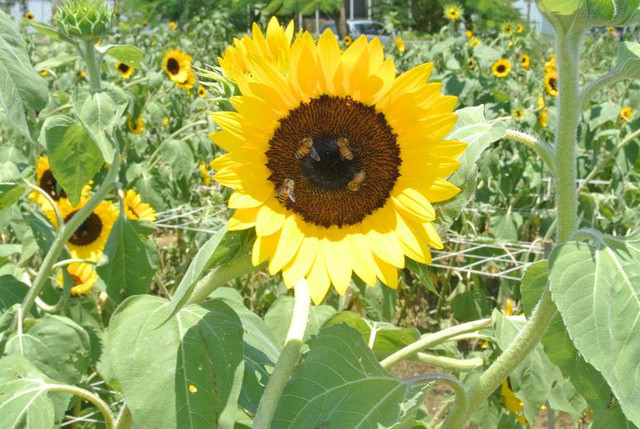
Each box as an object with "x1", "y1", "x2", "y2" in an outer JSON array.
[
  {"x1": 415, "y1": 353, "x2": 483, "y2": 371},
  {"x1": 20, "y1": 153, "x2": 119, "y2": 319},
  {"x1": 83, "y1": 40, "x2": 102, "y2": 92},
  {"x1": 253, "y1": 279, "x2": 310, "y2": 428},
  {"x1": 504, "y1": 129, "x2": 555, "y2": 169}
]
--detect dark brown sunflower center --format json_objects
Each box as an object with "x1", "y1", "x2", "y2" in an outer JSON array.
[
  {"x1": 167, "y1": 58, "x2": 180, "y2": 75},
  {"x1": 497, "y1": 65, "x2": 506, "y2": 73},
  {"x1": 265, "y1": 95, "x2": 400, "y2": 228},
  {"x1": 40, "y1": 169, "x2": 66, "y2": 200},
  {"x1": 65, "y1": 211, "x2": 103, "y2": 246},
  {"x1": 118, "y1": 63, "x2": 130, "y2": 73},
  {"x1": 549, "y1": 77, "x2": 558, "y2": 91}
]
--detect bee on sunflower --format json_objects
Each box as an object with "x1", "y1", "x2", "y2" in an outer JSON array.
[
  {"x1": 163, "y1": 49, "x2": 196, "y2": 90},
  {"x1": 123, "y1": 190, "x2": 156, "y2": 222},
  {"x1": 520, "y1": 54, "x2": 530, "y2": 70},
  {"x1": 618, "y1": 107, "x2": 633, "y2": 125},
  {"x1": 127, "y1": 115, "x2": 145, "y2": 134},
  {"x1": 444, "y1": 5, "x2": 462, "y2": 21},
  {"x1": 115, "y1": 61, "x2": 134, "y2": 78},
  {"x1": 210, "y1": 18, "x2": 466, "y2": 304},
  {"x1": 492, "y1": 59, "x2": 511, "y2": 78},
  {"x1": 57, "y1": 262, "x2": 98, "y2": 295}
]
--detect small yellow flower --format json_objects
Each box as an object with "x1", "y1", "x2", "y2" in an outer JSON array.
[
  {"x1": 545, "y1": 71, "x2": 559, "y2": 97},
  {"x1": 544, "y1": 54, "x2": 556, "y2": 73},
  {"x1": 501, "y1": 379, "x2": 527, "y2": 426},
  {"x1": 520, "y1": 54, "x2": 530, "y2": 70},
  {"x1": 469, "y1": 36, "x2": 480, "y2": 47},
  {"x1": 395, "y1": 37, "x2": 406, "y2": 53},
  {"x1": 465, "y1": 30, "x2": 473, "y2": 38},
  {"x1": 25, "y1": 12, "x2": 35, "y2": 20},
  {"x1": 502, "y1": 23, "x2": 514, "y2": 36},
  {"x1": 537, "y1": 96, "x2": 545, "y2": 108},
  {"x1": 128, "y1": 115, "x2": 145, "y2": 134},
  {"x1": 39, "y1": 69, "x2": 48, "y2": 76},
  {"x1": 197, "y1": 86, "x2": 207, "y2": 98},
  {"x1": 467, "y1": 57, "x2": 475, "y2": 68},
  {"x1": 343, "y1": 35, "x2": 352, "y2": 46},
  {"x1": 199, "y1": 162, "x2": 211, "y2": 186},
  {"x1": 516, "y1": 22, "x2": 524, "y2": 33},
  {"x1": 539, "y1": 108, "x2": 548, "y2": 128},
  {"x1": 188, "y1": 385, "x2": 198, "y2": 393},
  {"x1": 492, "y1": 59, "x2": 511, "y2": 78},
  {"x1": 169, "y1": 21, "x2": 177, "y2": 31},
  {"x1": 115, "y1": 61, "x2": 134, "y2": 78},
  {"x1": 163, "y1": 117, "x2": 170, "y2": 127},
  {"x1": 608, "y1": 26, "x2": 615, "y2": 35},
  {"x1": 57, "y1": 262, "x2": 98, "y2": 295},
  {"x1": 512, "y1": 108, "x2": 524, "y2": 121},
  {"x1": 508, "y1": 41, "x2": 514, "y2": 47},
  {"x1": 124, "y1": 189, "x2": 156, "y2": 221},
  {"x1": 618, "y1": 107, "x2": 633, "y2": 125},
  {"x1": 445, "y1": 5, "x2": 462, "y2": 21},
  {"x1": 78, "y1": 71, "x2": 87, "y2": 79}
]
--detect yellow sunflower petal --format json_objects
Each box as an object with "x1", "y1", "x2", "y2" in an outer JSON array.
[
  {"x1": 307, "y1": 251, "x2": 332, "y2": 304},
  {"x1": 269, "y1": 215, "x2": 305, "y2": 274}
]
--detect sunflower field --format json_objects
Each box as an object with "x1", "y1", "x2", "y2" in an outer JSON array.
[{"x1": 1, "y1": 0, "x2": 640, "y2": 428}]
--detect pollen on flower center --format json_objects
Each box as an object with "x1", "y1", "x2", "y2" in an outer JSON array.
[
  {"x1": 167, "y1": 58, "x2": 180, "y2": 75},
  {"x1": 65, "y1": 212, "x2": 103, "y2": 246},
  {"x1": 40, "y1": 169, "x2": 66, "y2": 200},
  {"x1": 265, "y1": 95, "x2": 401, "y2": 228}
]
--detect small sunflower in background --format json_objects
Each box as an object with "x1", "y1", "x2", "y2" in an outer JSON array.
[
  {"x1": 520, "y1": 54, "x2": 530, "y2": 70},
  {"x1": 539, "y1": 108, "x2": 548, "y2": 128},
  {"x1": 124, "y1": 189, "x2": 156, "y2": 222},
  {"x1": 197, "y1": 86, "x2": 207, "y2": 98},
  {"x1": 168, "y1": 21, "x2": 177, "y2": 31},
  {"x1": 115, "y1": 61, "x2": 134, "y2": 78},
  {"x1": 468, "y1": 36, "x2": 480, "y2": 47},
  {"x1": 163, "y1": 117, "x2": 170, "y2": 127},
  {"x1": 512, "y1": 108, "x2": 524, "y2": 121},
  {"x1": 502, "y1": 23, "x2": 514, "y2": 36},
  {"x1": 545, "y1": 71, "x2": 558, "y2": 97},
  {"x1": 210, "y1": 18, "x2": 466, "y2": 304},
  {"x1": 501, "y1": 379, "x2": 527, "y2": 426},
  {"x1": 47, "y1": 197, "x2": 119, "y2": 261},
  {"x1": 39, "y1": 69, "x2": 48, "y2": 76},
  {"x1": 516, "y1": 22, "x2": 524, "y2": 33},
  {"x1": 544, "y1": 54, "x2": 556, "y2": 73},
  {"x1": 25, "y1": 12, "x2": 35, "y2": 20},
  {"x1": 444, "y1": 4, "x2": 462, "y2": 21},
  {"x1": 492, "y1": 59, "x2": 511, "y2": 78},
  {"x1": 343, "y1": 35, "x2": 353, "y2": 46},
  {"x1": 618, "y1": 107, "x2": 633, "y2": 125},
  {"x1": 199, "y1": 162, "x2": 211, "y2": 186},
  {"x1": 163, "y1": 49, "x2": 195, "y2": 90},
  {"x1": 465, "y1": 30, "x2": 473, "y2": 38},
  {"x1": 395, "y1": 37, "x2": 406, "y2": 53},
  {"x1": 467, "y1": 57, "x2": 475, "y2": 68},
  {"x1": 127, "y1": 115, "x2": 145, "y2": 134},
  {"x1": 608, "y1": 26, "x2": 615, "y2": 35},
  {"x1": 57, "y1": 263, "x2": 98, "y2": 295},
  {"x1": 78, "y1": 71, "x2": 87, "y2": 79}
]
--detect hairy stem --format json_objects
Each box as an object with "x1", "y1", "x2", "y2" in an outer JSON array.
[
  {"x1": 83, "y1": 40, "x2": 102, "y2": 92},
  {"x1": 253, "y1": 279, "x2": 310, "y2": 428},
  {"x1": 504, "y1": 129, "x2": 555, "y2": 169},
  {"x1": 415, "y1": 353, "x2": 483, "y2": 371}
]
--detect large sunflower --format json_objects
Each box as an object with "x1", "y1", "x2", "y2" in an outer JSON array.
[
  {"x1": 30, "y1": 157, "x2": 90, "y2": 211},
  {"x1": 163, "y1": 49, "x2": 195, "y2": 90},
  {"x1": 50, "y1": 197, "x2": 119, "y2": 261},
  {"x1": 210, "y1": 20, "x2": 465, "y2": 304},
  {"x1": 124, "y1": 189, "x2": 156, "y2": 221},
  {"x1": 57, "y1": 262, "x2": 98, "y2": 295}
]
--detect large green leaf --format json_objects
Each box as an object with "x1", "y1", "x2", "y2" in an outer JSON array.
[
  {"x1": 97, "y1": 216, "x2": 156, "y2": 303},
  {"x1": 39, "y1": 116, "x2": 102, "y2": 206},
  {"x1": 615, "y1": 42, "x2": 640, "y2": 80},
  {"x1": 101, "y1": 295, "x2": 244, "y2": 429},
  {"x1": 0, "y1": 162, "x2": 25, "y2": 210},
  {"x1": 549, "y1": 231, "x2": 640, "y2": 426},
  {"x1": 161, "y1": 139, "x2": 196, "y2": 180},
  {"x1": 4, "y1": 315, "x2": 90, "y2": 385},
  {"x1": 323, "y1": 311, "x2": 420, "y2": 360},
  {"x1": 435, "y1": 105, "x2": 506, "y2": 230},
  {"x1": 0, "y1": 275, "x2": 30, "y2": 312},
  {"x1": 96, "y1": 44, "x2": 143, "y2": 68},
  {"x1": 272, "y1": 325, "x2": 431, "y2": 428},
  {"x1": 264, "y1": 295, "x2": 336, "y2": 345},
  {"x1": 72, "y1": 84, "x2": 127, "y2": 162},
  {"x1": 0, "y1": 10, "x2": 48, "y2": 139}
]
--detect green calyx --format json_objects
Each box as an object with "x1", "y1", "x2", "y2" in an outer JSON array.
[{"x1": 54, "y1": 0, "x2": 113, "y2": 39}]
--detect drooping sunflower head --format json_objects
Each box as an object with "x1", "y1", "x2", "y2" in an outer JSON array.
[
  {"x1": 210, "y1": 20, "x2": 466, "y2": 304},
  {"x1": 57, "y1": 262, "x2": 98, "y2": 295},
  {"x1": 516, "y1": 22, "x2": 524, "y2": 33},
  {"x1": 163, "y1": 49, "x2": 195, "y2": 90},
  {"x1": 492, "y1": 59, "x2": 511, "y2": 78},
  {"x1": 124, "y1": 189, "x2": 156, "y2": 221},
  {"x1": 25, "y1": 12, "x2": 35, "y2": 20},
  {"x1": 520, "y1": 54, "x2": 530, "y2": 70},
  {"x1": 502, "y1": 23, "x2": 514, "y2": 36},
  {"x1": 395, "y1": 37, "x2": 406, "y2": 53},
  {"x1": 54, "y1": 197, "x2": 119, "y2": 261},
  {"x1": 545, "y1": 71, "x2": 558, "y2": 97},
  {"x1": 501, "y1": 379, "x2": 527, "y2": 425},
  {"x1": 127, "y1": 115, "x2": 144, "y2": 134},
  {"x1": 618, "y1": 107, "x2": 633, "y2": 125},
  {"x1": 198, "y1": 86, "x2": 207, "y2": 98},
  {"x1": 444, "y1": 5, "x2": 462, "y2": 20},
  {"x1": 512, "y1": 108, "x2": 524, "y2": 121},
  {"x1": 115, "y1": 61, "x2": 134, "y2": 78},
  {"x1": 169, "y1": 21, "x2": 177, "y2": 31}
]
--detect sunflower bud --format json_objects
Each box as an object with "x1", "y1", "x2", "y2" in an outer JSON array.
[{"x1": 55, "y1": 0, "x2": 113, "y2": 39}]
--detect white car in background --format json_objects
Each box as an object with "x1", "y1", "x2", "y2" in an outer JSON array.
[{"x1": 320, "y1": 20, "x2": 392, "y2": 43}]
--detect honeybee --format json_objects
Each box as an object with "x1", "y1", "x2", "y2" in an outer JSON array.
[
  {"x1": 337, "y1": 137, "x2": 353, "y2": 161},
  {"x1": 294, "y1": 137, "x2": 320, "y2": 161},
  {"x1": 277, "y1": 178, "x2": 296, "y2": 204},
  {"x1": 348, "y1": 171, "x2": 366, "y2": 191}
]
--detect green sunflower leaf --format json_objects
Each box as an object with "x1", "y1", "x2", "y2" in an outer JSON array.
[
  {"x1": 264, "y1": 295, "x2": 336, "y2": 345},
  {"x1": 549, "y1": 231, "x2": 640, "y2": 426},
  {"x1": 0, "y1": 10, "x2": 49, "y2": 139},
  {"x1": 272, "y1": 324, "x2": 432, "y2": 428},
  {"x1": 38, "y1": 115, "x2": 102, "y2": 206},
  {"x1": 537, "y1": 0, "x2": 640, "y2": 32},
  {"x1": 100, "y1": 295, "x2": 244, "y2": 429},
  {"x1": 3, "y1": 315, "x2": 91, "y2": 385},
  {"x1": 0, "y1": 275, "x2": 30, "y2": 313},
  {"x1": 614, "y1": 42, "x2": 640, "y2": 80},
  {"x1": 521, "y1": 261, "x2": 636, "y2": 428},
  {"x1": 96, "y1": 44, "x2": 143, "y2": 68},
  {"x1": 0, "y1": 162, "x2": 26, "y2": 210},
  {"x1": 161, "y1": 139, "x2": 196, "y2": 180},
  {"x1": 435, "y1": 105, "x2": 506, "y2": 231},
  {"x1": 97, "y1": 215, "x2": 157, "y2": 304}
]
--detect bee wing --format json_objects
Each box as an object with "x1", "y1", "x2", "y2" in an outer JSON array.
[
  {"x1": 309, "y1": 146, "x2": 320, "y2": 161},
  {"x1": 288, "y1": 187, "x2": 296, "y2": 203}
]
